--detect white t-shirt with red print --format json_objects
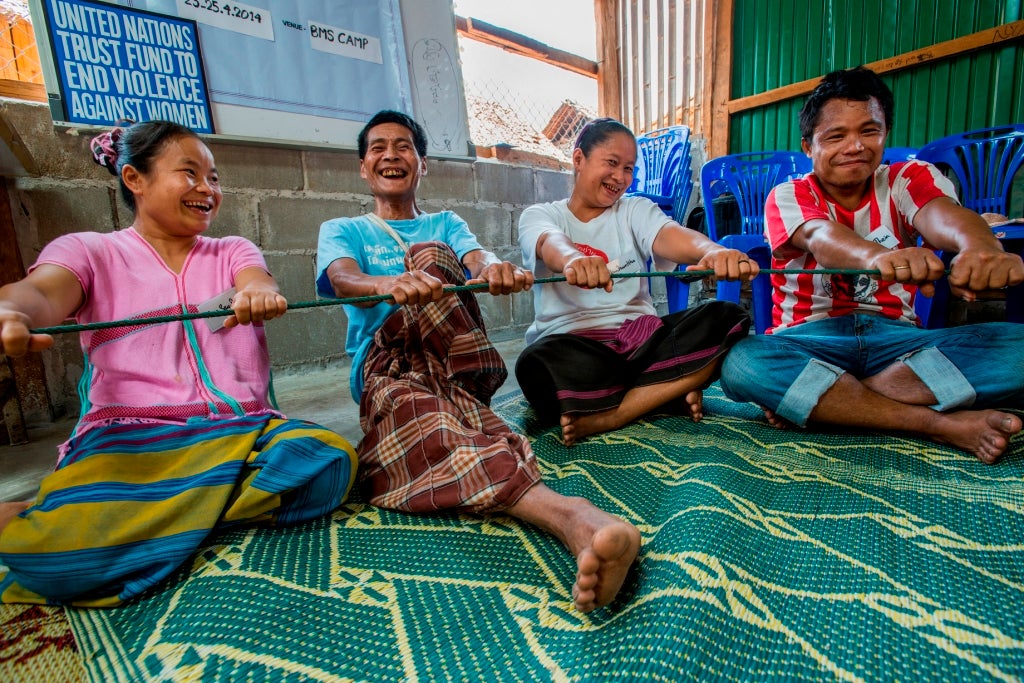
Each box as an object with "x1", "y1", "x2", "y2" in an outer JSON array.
[
  {"x1": 518, "y1": 196, "x2": 674, "y2": 345},
  {"x1": 764, "y1": 160, "x2": 957, "y2": 332}
]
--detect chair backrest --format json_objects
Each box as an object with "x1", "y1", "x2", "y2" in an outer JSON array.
[
  {"x1": 882, "y1": 147, "x2": 918, "y2": 164},
  {"x1": 700, "y1": 151, "x2": 812, "y2": 242},
  {"x1": 915, "y1": 124, "x2": 1024, "y2": 215},
  {"x1": 627, "y1": 126, "x2": 693, "y2": 222}
]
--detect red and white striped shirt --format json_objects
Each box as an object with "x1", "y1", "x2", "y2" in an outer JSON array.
[{"x1": 764, "y1": 160, "x2": 957, "y2": 332}]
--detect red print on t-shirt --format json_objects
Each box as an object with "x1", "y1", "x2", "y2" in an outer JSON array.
[{"x1": 574, "y1": 243, "x2": 609, "y2": 263}]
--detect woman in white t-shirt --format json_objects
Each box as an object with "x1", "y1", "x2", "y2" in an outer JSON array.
[{"x1": 516, "y1": 118, "x2": 757, "y2": 446}]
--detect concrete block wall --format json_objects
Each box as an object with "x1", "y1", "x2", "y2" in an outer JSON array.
[{"x1": 0, "y1": 99, "x2": 574, "y2": 423}]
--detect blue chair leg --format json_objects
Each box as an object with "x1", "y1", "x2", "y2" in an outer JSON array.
[
  {"x1": 748, "y1": 246, "x2": 773, "y2": 334},
  {"x1": 717, "y1": 257, "x2": 773, "y2": 333},
  {"x1": 665, "y1": 272, "x2": 690, "y2": 312},
  {"x1": 1007, "y1": 283, "x2": 1024, "y2": 323},
  {"x1": 914, "y1": 278, "x2": 950, "y2": 329},
  {"x1": 716, "y1": 279, "x2": 742, "y2": 306},
  {"x1": 1005, "y1": 240, "x2": 1024, "y2": 324},
  {"x1": 913, "y1": 250, "x2": 953, "y2": 329},
  {"x1": 748, "y1": 278, "x2": 771, "y2": 334}
]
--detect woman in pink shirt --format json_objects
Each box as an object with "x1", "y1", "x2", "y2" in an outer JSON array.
[{"x1": 0, "y1": 120, "x2": 357, "y2": 606}]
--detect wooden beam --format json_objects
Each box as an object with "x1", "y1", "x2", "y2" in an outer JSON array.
[
  {"x1": 455, "y1": 15, "x2": 598, "y2": 79},
  {"x1": 595, "y1": 0, "x2": 622, "y2": 118},
  {"x1": 709, "y1": 0, "x2": 734, "y2": 158},
  {"x1": 0, "y1": 78, "x2": 45, "y2": 103},
  {"x1": 727, "y1": 19, "x2": 1024, "y2": 114}
]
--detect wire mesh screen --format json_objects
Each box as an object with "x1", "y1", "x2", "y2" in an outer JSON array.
[
  {"x1": 0, "y1": 4, "x2": 42, "y2": 85},
  {"x1": 458, "y1": 39, "x2": 597, "y2": 163}
]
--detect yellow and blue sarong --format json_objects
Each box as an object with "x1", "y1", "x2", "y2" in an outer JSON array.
[{"x1": 0, "y1": 414, "x2": 357, "y2": 607}]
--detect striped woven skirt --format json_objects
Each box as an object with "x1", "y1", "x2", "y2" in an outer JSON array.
[
  {"x1": 0, "y1": 414, "x2": 357, "y2": 607},
  {"x1": 515, "y1": 300, "x2": 751, "y2": 424}
]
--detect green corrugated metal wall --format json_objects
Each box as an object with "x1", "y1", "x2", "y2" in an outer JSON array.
[{"x1": 729, "y1": 0, "x2": 1024, "y2": 153}]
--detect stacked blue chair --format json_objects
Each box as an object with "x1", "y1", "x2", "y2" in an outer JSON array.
[
  {"x1": 701, "y1": 150, "x2": 812, "y2": 334},
  {"x1": 627, "y1": 125, "x2": 693, "y2": 222},
  {"x1": 625, "y1": 126, "x2": 694, "y2": 312},
  {"x1": 912, "y1": 124, "x2": 1024, "y2": 327}
]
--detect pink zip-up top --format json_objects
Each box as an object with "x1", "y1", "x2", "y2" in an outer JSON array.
[{"x1": 32, "y1": 228, "x2": 281, "y2": 454}]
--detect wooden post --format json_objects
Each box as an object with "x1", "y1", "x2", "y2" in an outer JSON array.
[
  {"x1": 655, "y1": 0, "x2": 665, "y2": 128},
  {"x1": 641, "y1": 0, "x2": 651, "y2": 131},
  {"x1": 708, "y1": 0, "x2": 734, "y2": 158},
  {"x1": 595, "y1": 0, "x2": 623, "y2": 120},
  {"x1": 667, "y1": 0, "x2": 677, "y2": 127}
]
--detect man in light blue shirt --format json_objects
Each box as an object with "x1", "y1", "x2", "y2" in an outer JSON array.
[{"x1": 316, "y1": 110, "x2": 642, "y2": 614}]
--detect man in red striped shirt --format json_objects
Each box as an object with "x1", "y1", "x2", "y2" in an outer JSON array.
[{"x1": 719, "y1": 66, "x2": 1024, "y2": 463}]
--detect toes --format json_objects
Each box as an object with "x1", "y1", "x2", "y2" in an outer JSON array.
[
  {"x1": 576, "y1": 547, "x2": 600, "y2": 578},
  {"x1": 572, "y1": 584, "x2": 596, "y2": 612},
  {"x1": 575, "y1": 571, "x2": 598, "y2": 591}
]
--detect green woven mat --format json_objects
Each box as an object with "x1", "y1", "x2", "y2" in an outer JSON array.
[{"x1": 67, "y1": 386, "x2": 1024, "y2": 682}]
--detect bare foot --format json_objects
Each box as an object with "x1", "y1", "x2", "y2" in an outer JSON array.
[
  {"x1": 684, "y1": 390, "x2": 703, "y2": 422},
  {"x1": 930, "y1": 410, "x2": 1022, "y2": 463},
  {"x1": 0, "y1": 501, "x2": 31, "y2": 534},
  {"x1": 560, "y1": 410, "x2": 615, "y2": 447},
  {"x1": 763, "y1": 409, "x2": 795, "y2": 429},
  {"x1": 567, "y1": 506, "x2": 642, "y2": 613},
  {"x1": 507, "y1": 485, "x2": 642, "y2": 613}
]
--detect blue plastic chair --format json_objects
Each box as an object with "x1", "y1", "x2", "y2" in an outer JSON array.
[
  {"x1": 701, "y1": 151, "x2": 813, "y2": 333},
  {"x1": 627, "y1": 125, "x2": 694, "y2": 224},
  {"x1": 912, "y1": 125, "x2": 1024, "y2": 327},
  {"x1": 882, "y1": 146, "x2": 918, "y2": 164},
  {"x1": 625, "y1": 126, "x2": 695, "y2": 312}
]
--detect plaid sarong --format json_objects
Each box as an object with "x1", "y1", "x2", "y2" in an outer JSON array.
[
  {"x1": 0, "y1": 415, "x2": 357, "y2": 607},
  {"x1": 358, "y1": 242, "x2": 541, "y2": 514}
]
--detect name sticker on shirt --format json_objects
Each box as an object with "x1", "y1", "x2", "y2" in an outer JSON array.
[
  {"x1": 197, "y1": 288, "x2": 237, "y2": 332},
  {"x1": 867, "y1": 227, "x2": 900, "y2": 250}
]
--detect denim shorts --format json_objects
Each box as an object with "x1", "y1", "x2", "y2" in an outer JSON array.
[{"x1": 719, "y1": 314, "x2": 1024, "y2": 426}]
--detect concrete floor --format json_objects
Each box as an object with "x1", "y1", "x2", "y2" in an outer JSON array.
[{"x1": 0, "y1": 334, "x2": 527, "y2": 504}]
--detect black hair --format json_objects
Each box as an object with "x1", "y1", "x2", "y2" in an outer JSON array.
[
  {"x1": 93, "y1": 120, "x2": 201, "y2": 211},
  {"x1": 357, "y1": 110, "x2": 428, "y2": 159},
  {"x1": 574, "y1": 117, "x2": 636, "y2": 155},
  {"x1": 799, "y1": 66, "x2": 895, "y2": 142}
]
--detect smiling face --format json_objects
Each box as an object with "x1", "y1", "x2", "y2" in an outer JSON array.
[
  {"x1": 125, "y1": 135, "x2": 221, "y2": 239},
  {"x1": 571, "y1": 130, "x2": 636, "y2": 215},
  {"x1": 802, "y1": 97, "x2": 888, "y2": 204},
  {"x1": 359, "y1": 122, "x2": 427, "y2": 204}
]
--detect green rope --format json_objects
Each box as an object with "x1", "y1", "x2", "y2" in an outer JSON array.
[{"x1": 28, "y1": 268, "x2": 888, "y2": 335}]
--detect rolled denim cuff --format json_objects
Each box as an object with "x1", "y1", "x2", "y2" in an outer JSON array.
[
  {"x1": 776, "y1": 358, "x2": 845, "y2": 427},
  {"x1": 902, "y1": 346, "x2": 976, "y2": 411}
]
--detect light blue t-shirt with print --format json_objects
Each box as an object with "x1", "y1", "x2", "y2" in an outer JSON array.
[{"x1": 315, "y1": 211, "x2": 483, "y2": 402}]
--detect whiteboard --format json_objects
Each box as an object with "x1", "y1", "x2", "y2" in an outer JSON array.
[{"x1": 28, "y1": 0, "x2": 472, "y2": 157}]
